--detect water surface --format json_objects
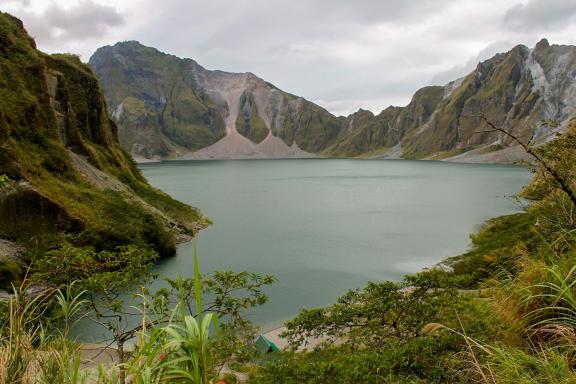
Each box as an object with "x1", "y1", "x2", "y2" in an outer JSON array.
[{"x1": 139, "y1": 159, "x2": 531, "y2": 330}]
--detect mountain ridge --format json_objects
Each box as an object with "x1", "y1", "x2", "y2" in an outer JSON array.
[
  {"x1": 90, "y1": 38, "x2": 576, "y2": 163},
  {"x1": 90, "y1": 41, "x2": 342, "y2": 160}
]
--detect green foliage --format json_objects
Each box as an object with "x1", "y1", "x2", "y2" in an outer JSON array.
[
  {"x1": 75, "y1": 190, "x2": 177, "y2": 257},
  {"x1": 140, "y1": 242, "x2": 220, "y2": 384},
  {"x1": 0, "y1": 242, "x2": 272, "y2": 383},
  {"x1": 443, "y1": 212, "x2": 537, "y2": 286},
  {"x1": 162, "y1": 270, "x2": 275, "y2": 327},
  {"x1": 492, "y1": 250, "x2": 576, "y2": 344},
  {"x1": 31, "y1": 244, "x2": 157, "y2": 288},
  {"x1": 0, "y1": 174, "x2": 11, "y2": 188},
  {"x1": 477, "y1": 346, "x2": 576, "y2": 383},
  {"x1": 283, "y1": 271, "x2": 457, "y2": 349},
  {"x1": 253, "y1": 339, "x2": 465, "y2": 384},
  {"x1": 255, "y1": 270, "x2": 497, "y2": 383},
  {"x1": 0, "y1": 280, "x2": 63, "y2": 382}
]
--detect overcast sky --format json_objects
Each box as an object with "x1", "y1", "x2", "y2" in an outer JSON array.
[{"x1": 3, "y1": 0, "x2": 576, "y2": 116}]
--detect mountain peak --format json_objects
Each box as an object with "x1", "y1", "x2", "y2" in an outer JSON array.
[{"x1": 535, "y1": 38, "x2": 550, "y2": 51}]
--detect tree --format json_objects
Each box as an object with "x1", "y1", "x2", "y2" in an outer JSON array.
[{"x1": 282, "y1": 269, "x2": 458, "y2": 349}]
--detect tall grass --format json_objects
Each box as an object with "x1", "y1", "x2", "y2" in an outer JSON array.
[
  {"x1": 0, "y1": 280, "x2": 53, "y2": 383},
  {"x1": 0, "y1": 240, "x2": 222, "y2": 384},
  {"x1": 162, "y1": 240, "x2": 219, "y2": 383},
  {"x1": 455, "y1": 233, "x2": 576, "y2": 383}
]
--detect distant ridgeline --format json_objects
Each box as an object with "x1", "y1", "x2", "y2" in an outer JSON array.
[
  {"x1": 0, "y1": 13, "x2": 206, "y2": 259},
  {"x1": 90, "y1": 39, "x2": 576, "y2": 163}
]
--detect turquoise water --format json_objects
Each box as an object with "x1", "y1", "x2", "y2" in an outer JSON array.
[{"x1": 137, "y1": 159, "x2": 531, "y2": 331}]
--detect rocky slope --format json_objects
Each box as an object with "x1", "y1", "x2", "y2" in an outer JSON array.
[
  {"x1": 90, "y1": 39, "x2": 576, "y2": 163},
  {"x1": 90, "y1": 42, "x2": 342, "y2": 160},
  {"x1": 0, "y1": 13, "x2": 205, "y2": 260},
  {"x1": 398, "y1": 39, "x2": 576, "y2": 162},
  {"x1": 328, "y1": 38, "x2": 576, "y2": 162}
]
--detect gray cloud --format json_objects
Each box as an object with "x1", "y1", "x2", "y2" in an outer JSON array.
[
  {"x1": 128, "y1": 0, "x2": 458, "y2": 115},
  {"x1": 503, "y1": 0, "x2": 576, "y2": 31},
  {"x1": 430, "y1": 41, "x2": 516, "y2": 85},
  {"x1": 6, "y1": 0, "x2": 576, "y2": 116},
  {"x1": 13, "y1": 0, "x2": 123, "y2": 46},
  {"x1": 45, "y1": 0, "x2": 123, "y2": 39},
  {"x1": 2, "y1": 0, "x2": 31, "y2": 7}
]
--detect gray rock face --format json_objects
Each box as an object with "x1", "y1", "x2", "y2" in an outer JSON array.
[
  {"x1": 528, "y1": 39, "x2": 576, "y2": 129},
  {"x1": 90, "y1": 42, "x2": 340, "y2": 160}
]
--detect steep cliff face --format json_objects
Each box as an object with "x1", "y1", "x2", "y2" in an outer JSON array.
[
  {"x1": 0, "y1": 13, "x2": 204, "y2": 257},
  {"x1": 88, "y1": 42, "x2": 227, "y2": 159},
  {"x1": 330, "y1": 39, "x2": 576, "y2": 161},
  {"x1": 90, "y1": 42, "x2": 343, "y2": 160},
  {"x1": 91, "y1": 39, "x2": 576, "y2": 162},
  {"x1": 401, "y1": 45, "x2": 540, "y2": 158}
]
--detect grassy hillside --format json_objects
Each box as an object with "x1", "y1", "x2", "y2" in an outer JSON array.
[
  {"x1": 325, "y1": 86, "x2": 444, "y2": 157},
  {"x1": 0, "y1": 13, "x2": 207, "y2": 288}
]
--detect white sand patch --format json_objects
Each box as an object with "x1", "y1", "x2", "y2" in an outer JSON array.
[
  {"x1": 132, "y1": 156, "x2": 162, "y2": 163},
  {"x1": 183, "y1": 130, "x2": 259, "y2": 159},
  {"x1": 262, "y1": 326, "x2": 343, "y2": 352},
  {"x1": 256, "y1": 133, "x2": 317, "y2": 158}
]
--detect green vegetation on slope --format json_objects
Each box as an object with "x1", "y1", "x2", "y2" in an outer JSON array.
[
  {"x1": 89, "y1": 41, "x2": 227, "y2": 158},
  {"x1": 0, "y1": 13, "x2": 205, "y2": 289},
  {"x1": 236, "y1": 92, "x2": 269, "y2": 143},
  {"x1": 325, "y1": 86, "x2": 445, "y2": 157},
  {"x1": 0, "y1": 243, "x2": 274, "y2": 384}
]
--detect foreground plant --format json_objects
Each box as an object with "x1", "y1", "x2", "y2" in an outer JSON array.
[
  {"x1": 0, "y1": 279, "x2": 89, "y2": 384},
  {"x1": 97, "y1": 240, "x2": 245, "y2": 384}
]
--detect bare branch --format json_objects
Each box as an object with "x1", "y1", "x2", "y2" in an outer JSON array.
[{"x1": 464, "y1": 113, "x2": 576, "y2": 208}]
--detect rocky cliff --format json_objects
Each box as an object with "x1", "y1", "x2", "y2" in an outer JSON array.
[
  {"x1": 90, "y1": 42, "x2": 343, "y2": 160},
  {"x1": 91, "y1": 39, "x2": 576, "y2": 163},
  {"x1": 328, "y1": 38, "x2": 576, "y2": 162},
  {"x1": 0, "y1": 13, "x2": 205, "y2": 259},
  {"x1": 398, "y1": 39, "x2": 576, "y2": 162}
]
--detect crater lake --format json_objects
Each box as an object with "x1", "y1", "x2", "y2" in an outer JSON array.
[{"x1": 139, "y1": 159, "x2": 531, "y2": 331}]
